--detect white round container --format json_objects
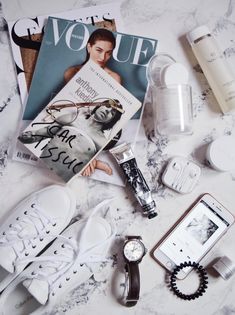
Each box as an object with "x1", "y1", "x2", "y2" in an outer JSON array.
[
  {"x1": 206, "y1": 135, "x2": 235, "y2": 171},
  {"x1": 212, "y1": 256, "x2": 235, "y2": 280}
]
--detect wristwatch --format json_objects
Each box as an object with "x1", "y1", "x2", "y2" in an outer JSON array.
[{"x1": 123, "y1": 236, "x2": 147, "y2": 307}]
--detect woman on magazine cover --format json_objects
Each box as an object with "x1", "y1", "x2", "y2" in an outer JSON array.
[
  {"x1": 64, "y1": 28, "x2": 121, "y2": 84},
  {"x1": 64, "y1": 28, "x2": 122, "y2": 176}
]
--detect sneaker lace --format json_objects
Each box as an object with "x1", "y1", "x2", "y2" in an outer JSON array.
[{"x1": 0, "y1": 202, "x2": 59, "y2": 268}]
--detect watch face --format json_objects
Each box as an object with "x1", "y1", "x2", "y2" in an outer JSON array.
[{"x1": 123, "y1": 239, "x2": 145, "y2": 262}]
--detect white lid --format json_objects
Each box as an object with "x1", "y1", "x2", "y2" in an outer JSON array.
[
  {"x1": 187, "y1": 25, "x2": 210, "y2": 45},
  {"x1": 206, "y1": 135, "x2": 235, "y2": 171},
  {"x1": 160, "y1": 62, "x2": 189, "y2": 85}
]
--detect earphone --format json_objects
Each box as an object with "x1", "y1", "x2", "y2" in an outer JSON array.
[
  {"x1": 171, "y1": 161, "x2": 184, "y2": 189},
  {"x1": 162, "y1": 156, "x2": 201, "y2": 194},
  {"x1": 174, "y1": 161, "x2": 190, "y2": 190}
]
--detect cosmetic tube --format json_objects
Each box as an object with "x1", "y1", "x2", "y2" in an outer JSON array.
[{"x1": 110, "y1": 143, "x2": 157, "y2": 219}]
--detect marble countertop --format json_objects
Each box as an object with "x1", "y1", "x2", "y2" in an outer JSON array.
[{"x1": 1, "y1": 0, "x2": 235, "y2": 314}]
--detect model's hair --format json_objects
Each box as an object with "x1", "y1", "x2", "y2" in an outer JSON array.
[
  {"x1": 90, "y1": 100, "x2": 123, "y2": 131},
  {"x1": 88, "y1": 28, "x2": 116, "y2": 48},
  {"x1": 84, "y1": 28, "x2": 116, "y2": 63}
]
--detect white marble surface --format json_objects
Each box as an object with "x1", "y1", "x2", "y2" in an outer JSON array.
[{"x1": 1, "y1": 0, "x2": 235, "y2": 314}]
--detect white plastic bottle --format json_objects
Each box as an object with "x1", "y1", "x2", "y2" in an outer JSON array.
[{"x1": 187, "y1": 25, "x2": 235, "y2": 113}]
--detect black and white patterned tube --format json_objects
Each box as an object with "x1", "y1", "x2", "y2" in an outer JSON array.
[{"x1": 110, "y1": 142, "x2": 157, "y2": 219}]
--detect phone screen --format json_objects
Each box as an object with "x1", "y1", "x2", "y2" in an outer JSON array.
[{"x1": 158, "y1": 200, "x2": 230, "y2": 266}]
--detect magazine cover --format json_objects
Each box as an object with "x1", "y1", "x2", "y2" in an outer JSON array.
[
  {"x1": 13, "y1": 16, "x2": 158, "y2": 185},
  {"x1": 18, "y1": 60, "x2": 141, "y2": 182},
  {"x1": 7, "y1": 2, "x2": 124, "y2": 107},
  {"x1": 7, "y1": 2, "x2": 124, "y2": 165}
]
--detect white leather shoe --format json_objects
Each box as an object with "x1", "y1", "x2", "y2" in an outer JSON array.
[
  {"x1": 0, "y1": 184, "x2": 76, "y2": 292},
  {"x1": 0, "y1": 199, "x2": 115, "y2": 315}
]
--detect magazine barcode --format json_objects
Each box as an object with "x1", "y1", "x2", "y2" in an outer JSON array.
[{"x1": 17, "y1": 152, "x2": 30, "y2": 160}]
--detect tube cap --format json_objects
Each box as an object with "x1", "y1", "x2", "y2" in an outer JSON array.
[
  {"x1": 187, "y1": 25, "x2": 210, "y2": 45},
  {"x1": 142, "y1": 200, "x2": 158, "y2": 219}
]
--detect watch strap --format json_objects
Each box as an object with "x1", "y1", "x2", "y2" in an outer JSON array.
[
  {"x1": 125, "y1": 262, "x2": 140, "y2": 307},
  {"x1": 126, "y1": 235, "x2": 142, "y2": 241}
]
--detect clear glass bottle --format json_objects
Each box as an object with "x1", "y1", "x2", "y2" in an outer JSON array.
[{"x1": 187, "y1": 25, "x2": 235, "y2": 113}]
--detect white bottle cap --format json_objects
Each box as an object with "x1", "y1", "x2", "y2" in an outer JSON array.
[
  {"x1": 187, "y1": 25, "x2": 210, "y2": 45},
  {"x1": 160, "y1": 62, "x2": 189, "y2": 85},
  {"x1": 206, "y1": 135, "x2": 235, "y2": 172}
]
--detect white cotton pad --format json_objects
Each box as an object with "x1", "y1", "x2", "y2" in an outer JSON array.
[{"x1": 160, "y1": 62, "x2": 189, "y2": 85}]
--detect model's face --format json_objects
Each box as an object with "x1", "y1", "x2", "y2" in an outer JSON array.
[
  {"x1": 93, "y1": 105, "x2": 116, "y2": 123},
  {"x1": 87, "y1": 40, "x2": 113, "y2": 68}
]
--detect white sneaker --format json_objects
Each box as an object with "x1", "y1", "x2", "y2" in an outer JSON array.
[
  {"x1": 0, "y1": 184, "x2": 76, "y2": 292},
  {"x1": 0, "y1": 199, "x2": 115, "y2": 315}
]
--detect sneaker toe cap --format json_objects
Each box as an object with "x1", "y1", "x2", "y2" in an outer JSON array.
[{"x1": 37, "y1": 185, "x2": 76, "y2": 219}]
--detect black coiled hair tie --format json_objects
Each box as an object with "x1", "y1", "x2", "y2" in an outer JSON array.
[{"x1": 170, "y1": 261, "x2": 208, "y2": 300}]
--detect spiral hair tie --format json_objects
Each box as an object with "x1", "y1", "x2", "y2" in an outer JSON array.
[{"x1": 170, "y1": 261, "x2": 208, "y2": 300}]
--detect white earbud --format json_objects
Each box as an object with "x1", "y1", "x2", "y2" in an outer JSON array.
[
  {"x1": 189, "y1": 169, "x2": 198, "y2": 178},
  {"x1": 172, "y1": 161, "x2": 184, "y2": 189},
  {"x1": 177, "y1": 162, "x2": 189, "y2": 190},
  {"x1": 172, "y1": 162, "x2": 181, "y2": 171}
]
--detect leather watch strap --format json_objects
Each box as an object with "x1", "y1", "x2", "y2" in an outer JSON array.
[{"x1": 125, "y1": 261, "x2": 140, "y2": 307}]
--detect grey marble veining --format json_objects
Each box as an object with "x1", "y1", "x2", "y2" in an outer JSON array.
[
  {"x1": 0, "y1": 0, "x2": 235, "y2": 314},
  {"x1": 0, "y1": 1, "x2": 22, "y2": 174}
]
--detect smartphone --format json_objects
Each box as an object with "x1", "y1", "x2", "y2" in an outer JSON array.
[{"x1": 152, "y1": 194, "x2": 234, "y2": 279}]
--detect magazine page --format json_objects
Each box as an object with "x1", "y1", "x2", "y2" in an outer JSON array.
[
  {"x1": 12, "y1": 16, "x2": 158, "y2": 185},
  {"x1": 18, "y1": 60, "x2": 141, "y2": 182},
  {"x1": 7, "y1": 2, "x2": 124, "y2": 164}
]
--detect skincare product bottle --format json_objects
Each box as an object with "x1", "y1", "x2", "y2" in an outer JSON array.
[{"x1": 187, "y1": 25, "x2": 235, "y2": 113}]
